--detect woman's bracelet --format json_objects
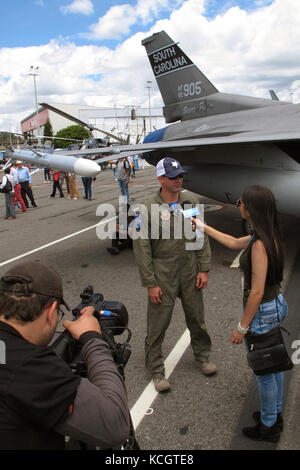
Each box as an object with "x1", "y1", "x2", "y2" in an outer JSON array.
[{"x1": 237, "y1": 322, "x2": 249, "y2": 335}]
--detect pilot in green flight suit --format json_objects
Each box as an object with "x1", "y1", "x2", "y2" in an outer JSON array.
[{"x1": 133, "y1": 158, "x2": 216, "y2": 393}]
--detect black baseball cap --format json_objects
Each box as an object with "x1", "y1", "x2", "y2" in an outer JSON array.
[{"x1": 0, "y1": 261, "x2": 70, "y2": 310}]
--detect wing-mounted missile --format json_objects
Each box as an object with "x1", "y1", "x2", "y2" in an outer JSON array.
[{"x1": 4, "y1": 148, "x2": 101, "y2": 177}]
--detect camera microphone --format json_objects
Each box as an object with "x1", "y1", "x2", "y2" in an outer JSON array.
[{"x1": 100, "y1": 310, "x2": 119, "y2": 317}]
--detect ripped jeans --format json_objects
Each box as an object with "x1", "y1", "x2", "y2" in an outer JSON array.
[{"x1": 247, "y1": 294, "x2": 288, "y2": 427}]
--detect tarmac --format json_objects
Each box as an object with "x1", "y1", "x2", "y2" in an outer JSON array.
[
  {"x1": 0, "y1": 163, "x2": 299, "y2": 451},
  {"x1": 276, "y1": 250, "x2": 300, "y2": 451}
]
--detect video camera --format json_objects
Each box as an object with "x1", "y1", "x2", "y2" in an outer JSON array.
[{"x1": 50, "y1": 285, "x2": 132, "y2": 378}]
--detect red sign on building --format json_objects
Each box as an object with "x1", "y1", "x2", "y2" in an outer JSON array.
[{"x1": 21, "y1": 108, "x2": 49, "y2": 133}]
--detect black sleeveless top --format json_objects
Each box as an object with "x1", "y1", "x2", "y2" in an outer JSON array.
[{"x1": 239, "y1": 235, "x2": 280, "y2": 307}]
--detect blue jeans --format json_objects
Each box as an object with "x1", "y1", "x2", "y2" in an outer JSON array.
[
  {"x1": 247, "y1": 294, "x2": 288, "y2": 427},
  {"x1": 82, "y1": 177, "x2": 92, "y2": 199},
  {"x1": 44, "y1": 168, "x2": 51, "y2": 181},
  {"x1": 118, "y1": 179, "x2": 130, "y2": 203}
]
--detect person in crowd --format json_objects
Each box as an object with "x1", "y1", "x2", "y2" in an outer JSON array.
[
  {"x1": 68, "y1": 173, "x2": 80, "y2": 199},
  {"x1": 0, "y1": 168, "x2": 16, "y2": 220},
  {"x1": 107, "y1": 203, "x2": 135, "y2": 255},
  {"x1": 116, "y1": 158, "x2": 130, "y2": 204},
  {"x1": 81, "y1": 177, "x2": 93, "y2": 200},
  {"x1": 16, "y1": 161, "x2": 37, "y2": 208},
  {"x1": 49, "y1": 169, "x2": 64, "y2": 198},
  {"x1": 44, "y1": 168, "x2": 51, "y2": 183},
  {"x1": 192, "y1": 184, "x2": 287, "y2": 443},
  {"x1": 11, "y1": 163, "x2": 26, "y2": 212}
]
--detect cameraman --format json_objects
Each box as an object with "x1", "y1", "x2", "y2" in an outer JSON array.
[{"x1": 0, "y1": 261, "x2": 131, "y2": 450}]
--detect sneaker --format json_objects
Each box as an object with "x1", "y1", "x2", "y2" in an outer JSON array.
[
  {"x1": 242, "y1": 421, "x2": 280, "y2": 443},
  {"x1": 253, "y1": 411, "x2": 283, "y2": 432},
  {"x1": 153, "y1": 376, "x2": 171, "y2": 393}
]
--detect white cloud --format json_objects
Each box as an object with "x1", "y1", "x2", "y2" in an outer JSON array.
[
  {"x1": 1, "y1": 0, "x2": 300, "y2": 132},
  {"x1": 86, "y1": 5, "x2": 137, "y2": 40},
  {"x1": 61, "y1": 0, "x2": 94, "y2": 16},
  {"x1": 85, "y1": 0, "x2": 183, "y2": 40}
]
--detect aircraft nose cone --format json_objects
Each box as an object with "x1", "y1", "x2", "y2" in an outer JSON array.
[{"x1": 73, "y1": 158, "x2": 101, "y2": 177}]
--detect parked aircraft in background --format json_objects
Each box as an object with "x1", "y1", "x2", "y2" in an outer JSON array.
[
  {"x1": 5, "y1": 31, "x2": 300, "y2": 215},
  {"x1": 139, "y1": 31, "x2": 300, "y2": 218},
  {"x1": 39, "y1": 103, "x2": 130, "y2": 145}
]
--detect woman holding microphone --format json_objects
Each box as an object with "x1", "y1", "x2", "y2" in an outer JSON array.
[{"x1": 193, "y1": 185, "x2": 287, "y2": 443}]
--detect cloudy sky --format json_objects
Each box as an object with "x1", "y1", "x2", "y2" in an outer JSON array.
[{"x1": 1, "y1": 0, "x2": 300, "y2": 133}]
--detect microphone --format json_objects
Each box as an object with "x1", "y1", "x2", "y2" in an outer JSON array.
[{"x1": 180, "y1": 201, "x2": 200, "y2": 218}]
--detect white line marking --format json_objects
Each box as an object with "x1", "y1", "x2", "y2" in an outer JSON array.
[
  {"x1": 0, "y1": 217, "x2": 117, "y2": 268},
  {"x1": 130, "y1": 329, "x2": 190, "y2": 430}
]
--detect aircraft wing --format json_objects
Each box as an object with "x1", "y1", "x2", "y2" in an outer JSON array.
[
  {"x1": 94, "y1": 149, "x2": 151, "y2": 164},
  {"x1": 58, "y1": 128, "x2": 300, "y2": 162}
]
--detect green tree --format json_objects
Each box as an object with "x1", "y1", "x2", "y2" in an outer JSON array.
[
  {"x1": 42, "y1": 118, "x2": 53, "y2": 144},
  {"x1": 54, "y1": 125, "x2": 91, "y2": 149}
]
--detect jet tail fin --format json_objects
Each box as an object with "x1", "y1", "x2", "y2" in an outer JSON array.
[
  {"x1": 269, "y1": 90, "x2": 279, "y2": 101},
  {"x1": 142, "y1": 31, "x2": 218, "y2": 123}
]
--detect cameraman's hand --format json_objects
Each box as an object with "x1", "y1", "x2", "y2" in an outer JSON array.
[{"x1": 63, "y1": 306, "x2": 101, "y2": 340}]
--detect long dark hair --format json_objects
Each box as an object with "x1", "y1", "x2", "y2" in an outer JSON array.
[{"x1": 241, "y1": 185, "x2": 284, "y2": 285}]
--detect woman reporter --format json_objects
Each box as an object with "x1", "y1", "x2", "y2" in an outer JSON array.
[{"x1": 193, "y1": 185, "x2": 287, "y2": 443}]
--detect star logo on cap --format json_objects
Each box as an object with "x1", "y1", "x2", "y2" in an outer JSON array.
[{"x1": 172, "y1": 161, "x2": 179, "y2": 168}]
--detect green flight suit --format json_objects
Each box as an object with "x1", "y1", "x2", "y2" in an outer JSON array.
[{"x1": 133, "y1": 189, "x2": 212, "y2": 378}]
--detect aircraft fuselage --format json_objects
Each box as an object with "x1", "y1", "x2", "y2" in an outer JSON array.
[{"x1": 145, "y1": 101, "x2": 300, "y2": 217}]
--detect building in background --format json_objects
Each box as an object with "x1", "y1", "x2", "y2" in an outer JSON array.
[{"x1": 20, "y1": 104, "x2": 166, "y2": 144}]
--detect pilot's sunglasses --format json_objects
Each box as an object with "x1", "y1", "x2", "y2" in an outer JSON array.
[{"x1": 167, "y1": 174, "x2": 184, "y2": 180}]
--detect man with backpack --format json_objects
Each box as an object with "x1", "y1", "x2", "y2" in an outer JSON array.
[{"x1": 0, "y1": 168, "x2": 16, "y2": 220}]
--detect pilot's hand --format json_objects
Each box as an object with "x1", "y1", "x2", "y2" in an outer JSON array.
[
  {"x1": 63, "y1": 306, "x2": 101, "y2": 340},
  {"x1": 196, "y1": 272, "x2": 208, "y2": 289},
  {"x1": 148, "y1": 286, "x2": 163, "y2": 304}
]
